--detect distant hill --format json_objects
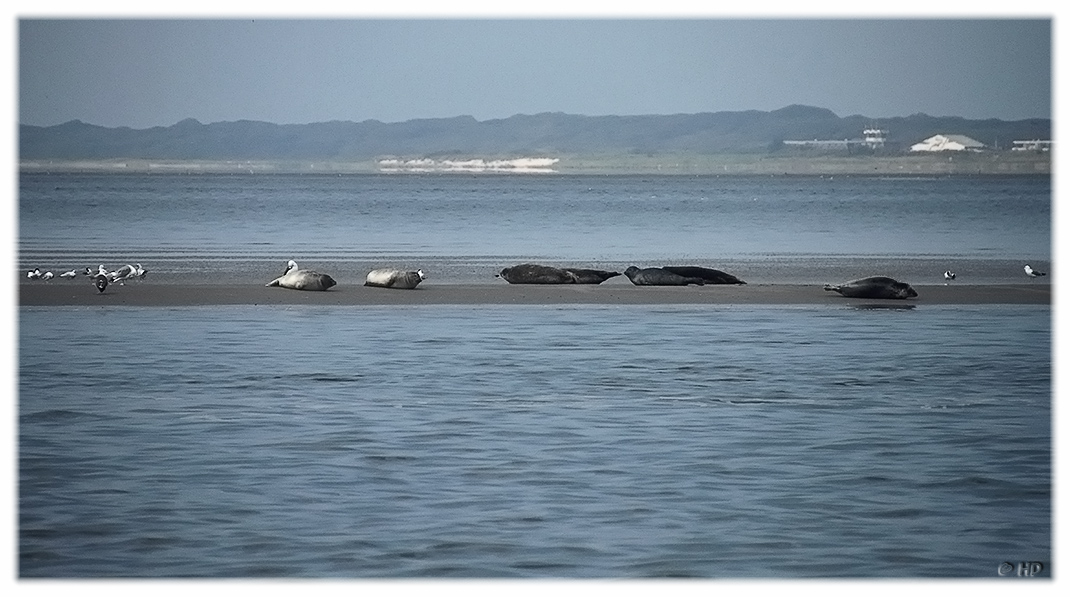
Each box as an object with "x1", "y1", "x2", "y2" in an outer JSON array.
[{"x1": 18, "y1": 105, "x2": 1051, "y2": 161}]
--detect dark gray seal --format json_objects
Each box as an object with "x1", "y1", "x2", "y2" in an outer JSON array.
[
  {"x1": 562, "y1": 268, "x2": 621, "y2": 284},
  {"x1": 497, "y1": 264, "x2": 622, "y2": 285},
  {"x1": 94, "y1": 273, "x2": 108, "y2": 293},
  {"x1": 662, "y1": 265, "x2": 746, "y2": 285},
  {"x1": 623, "y1": 266, "x2": 705, "y2": 286},
  {"x1": 266, "y1": 260, "x2": 337, "y2": 291},
  {"x1": 823, "y1": 276, "x2": 918, "y2": 300},
  {"x1": 496, "y1": 265, "x2": 616, "y2": 286},
  {"x1": 497, "y1": 264, "x2": 576, "y2": 284}
]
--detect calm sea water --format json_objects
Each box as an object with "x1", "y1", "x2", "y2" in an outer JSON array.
[
  {"x1": 18, "y1": 173, "x2": 1052, "y2": 578},
  {"x1": 20, "y1": 304, "x2": 1049, "y2": 578},
  {"x1": 18, "y1": 173, "x2": 1051, "y2": 284}
]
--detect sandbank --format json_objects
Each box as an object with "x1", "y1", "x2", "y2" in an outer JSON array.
[{"x1": 18, "y1": 282, "x2": 1051, "y2": 307}]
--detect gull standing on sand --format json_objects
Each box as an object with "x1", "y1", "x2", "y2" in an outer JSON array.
[
  {"x1": 276, "y1": 260, "x2": 299, "y2": 279},
  {"x1": 109, "y1": 264, "x2": 137, "y2": 284},
  {"x1": 266, "y1": 260, "x2": 337, "y2": 291},
  {"x1": 1024, "y1": 264, "x2": 1046, "y2": 279}
]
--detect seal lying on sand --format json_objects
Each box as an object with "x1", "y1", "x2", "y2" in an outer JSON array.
[
  {"x1": 823, "y1": 276, "x2": 917, "y2": 299},
  {"x1": 497, "y1": 264, "x2": 574, "y2": 284},
  {"x1": 562, "y1": 267, "x2": 621, "y2": 284},
  {"x1": 624, "y1": 266, "x2": 705, "y2": 286},
  {"x1": 662, "y1": 266, "x2": 746, "y2": 285},
  {"x1": 365, "y1": 268, "x2": 426, "y2": 289},
  {"x1": 267, "y1": 260, "x2": 337, "y2": 291},
  {"x1": 497, "y1": 263, "x2": 620, "y2": 284}
]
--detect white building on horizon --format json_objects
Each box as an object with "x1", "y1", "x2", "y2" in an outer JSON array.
[
  {"x1": 910, "y1": 134, "x2": 986, "y2": 152},
  {"x1": 863, "y1": 128, "x2": 887, "y2": 149},
  {"x1": 1011, "y1": 139, "x2": 1052, "y2": 151}
]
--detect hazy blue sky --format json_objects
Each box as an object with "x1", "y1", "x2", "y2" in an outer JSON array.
[{"x1": 18, "y1": 17, "x2": 1052, "y2": 128}]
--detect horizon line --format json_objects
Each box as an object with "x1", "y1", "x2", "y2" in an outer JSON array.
[{"x1": 19, "y1": 105, "x2": 1053, "y2": 130}]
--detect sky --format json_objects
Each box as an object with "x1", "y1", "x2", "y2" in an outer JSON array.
[{"x1": 13, "y1": 7, "x2": 1055, "y2": 129}]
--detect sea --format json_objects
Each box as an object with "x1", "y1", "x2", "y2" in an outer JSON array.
[
  {"x1": 17, "y1": 173, "x2": 1052, "y2": 578},
  {"x1": 17, "y1": 172, "x2": 1052, "y2": 285}
]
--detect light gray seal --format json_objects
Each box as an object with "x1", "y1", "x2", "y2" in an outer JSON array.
[
  {"x1": 266, "y1": 260, "x2": 337, "y2": 291},
  {"x1": 365, "y1": 268, "x2": 426, "y2": 289},
  {"x1": 823, "y1": 276, "x2": 918, "y2": 300},
  {"x1": 662, "y1": 265, "x2": 746, "y2": 285},
  {"x1": 623, "y1": 266, "x2": 705, "y2": 286}
]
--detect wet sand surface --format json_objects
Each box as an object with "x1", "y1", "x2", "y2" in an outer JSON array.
[{"x1": 19, "y1": 281, "x2": 1051, "y2": 307}]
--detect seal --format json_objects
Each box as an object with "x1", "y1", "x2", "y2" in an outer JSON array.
[
  {"x1": 823, "y1": 276, "x2": 918, "y2": 299},
  {"x1": 365, "y1": 268, "x2": 426, "y2": 289},
  {"x1": 662, "y1": 265, "x2": 746, "y2": 285},
  {"x1": 562, "y1": 268, "x2": 621, "y2": 284},
  {"x1": 496, "y1": 264, "x2": 621, "y2": 284},
  {"x1": 624, "y1": 266, "x2": 705, "y2": 286},
  {"x1": 266, "y1": 260, "x2": 337, "y2": 291},
  {"x1": 497, "y1": 263, "x2": 578, "y2": 284},
  {"x1": 94, "y1": 273, "x2": 108, "y2": 293}
]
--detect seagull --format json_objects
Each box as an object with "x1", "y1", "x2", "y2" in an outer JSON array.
[
  {"x1": 133, "y1": 263, "x2": 147, "y2": 279},
  {"x1": 1024, "y1": 264, "x2": 1047, "y2": 279},
  {"x1": 60, "y1": 270, "x2": 78, "y2": 278},
  {"x1": 944, "y1": 270, "x2": 956, "y2": 282},
  {"x1": 109, "y1": 264, "x2": 137, "y2": 284},
  {"x1": 26, "y1": 268, "x2": 41, "y2": 280}
]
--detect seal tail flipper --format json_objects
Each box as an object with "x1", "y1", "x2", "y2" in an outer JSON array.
[
  {"x1": 823, "y1": 284, "x2": 837, "y2": 292},
  {"x1": 266, "y1": 278, "x2": 281, "y2": 287}
]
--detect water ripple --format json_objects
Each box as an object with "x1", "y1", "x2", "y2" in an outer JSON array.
[{"x1": 19, "y1": 304, "x2": 1050, "y2": 578}]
